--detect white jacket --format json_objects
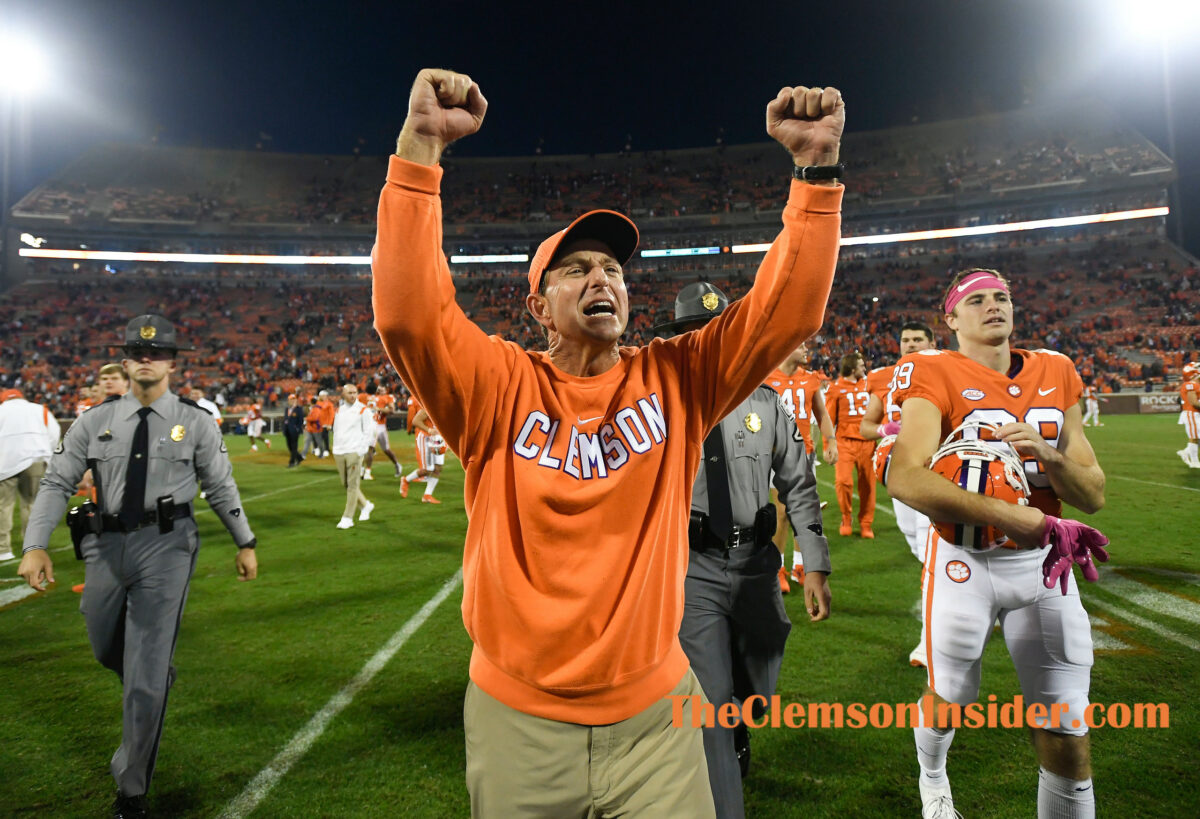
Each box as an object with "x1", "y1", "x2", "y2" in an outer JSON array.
[
  {"x1": 0, "y1": 398, "x2": 61, "y2": 481},
  {"x1": 332, "y1": 400, "x2": 374, "y2": 456}
]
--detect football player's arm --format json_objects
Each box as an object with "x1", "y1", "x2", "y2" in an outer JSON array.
[
  {"x1": 860, "y1": 393, "x2": 884, "y2": 440},
  {"x1": 811, "y1": 390, "x2": 837, "y2": 463},
  {"x1": 1186, "y1": 391, "x2": 1200, "y2": 411},
  {"x1": 888, "y1": 396, "x2": 1047, "y2": 550},
  {"x1": 997, "y1": 404, "x2": 1105, "y2": 515},
  {"x1": 770, "y1": 403, "x2": 832, "y2": 621},
  {"x1": 412, "y1": 408, "x2": 434, "y2": 435}
]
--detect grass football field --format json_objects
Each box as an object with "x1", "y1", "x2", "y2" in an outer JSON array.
[{"x1": 1, "y1": 414, "x2": 1197, "y2": 817}]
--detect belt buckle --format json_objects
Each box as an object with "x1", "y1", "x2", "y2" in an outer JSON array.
[{"x1": 728, "y1": 525, "x2": 744, "y2": 549}]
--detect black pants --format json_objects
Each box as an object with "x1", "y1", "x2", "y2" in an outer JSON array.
[
  {"x1": 285, "y1": 430, "x2": 301, "y2": 465},
  {"x1": 321, "y1": 429, "x2": 331, "y2": 455},
  {"x1": 679, "y1": 544, "x2": 791, "y2": 819}
]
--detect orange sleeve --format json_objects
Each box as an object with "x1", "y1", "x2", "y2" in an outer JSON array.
[
  {"x1": 654, "y1": 181, "x2": 843, "y2": 433},
  {"x1": 372, "y1": 157, "x2": 518, "y2": 459}
]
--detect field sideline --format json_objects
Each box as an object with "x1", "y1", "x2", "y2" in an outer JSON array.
[{"x1": 1, "y1": 414, "x2": 1197, "y2": 817}]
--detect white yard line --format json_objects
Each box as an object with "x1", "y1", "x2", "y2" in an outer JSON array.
[
  {"x1": 1100, "y1": 571, "x2": 1200, "y2": 628},
  {"x1": 218, "y1": 569, "x2": 463, "y2": 819},
  {"x1": 0, "y1": 586, "x2": 38, "y2": 608},
  {"x1": 1086, "y1": 595, "x2": 1200, "y2": 652},
  {"x1": 1107, "y1": 474, "x2": 1200, "y2": 494},
  {"x1": 815, "y1": 477, "x2": 896, "y2": 517},
  {"x1": 194, "y1": 477, "x2": 328, "y2": 516}
]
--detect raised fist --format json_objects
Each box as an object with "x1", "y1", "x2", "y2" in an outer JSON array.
[
  {"x1": 397, "y1": 69, "x2": 488, "y2": 165},
  {"x1": 766, "y1": 85, "x2": 844, "y2": 168}
]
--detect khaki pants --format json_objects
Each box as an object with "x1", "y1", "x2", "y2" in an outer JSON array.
[
  {"x1": 0, "y1": 461, "x2": 46, "y2": 554},
  {"x1": 333, "y1": 453, "x2": 368, "y2": 520},
  {"x1": 464, "y1": 669, "x2": 716, "y2": 819}
]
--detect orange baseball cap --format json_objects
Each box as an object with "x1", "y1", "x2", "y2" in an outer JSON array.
[{"x1": 527, "y1": 209, "x2": 639, "y2": 295}]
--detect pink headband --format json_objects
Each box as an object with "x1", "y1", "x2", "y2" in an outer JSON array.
[{"x1": 944, "y1": 271, "x2": 1009, "y2": 315}]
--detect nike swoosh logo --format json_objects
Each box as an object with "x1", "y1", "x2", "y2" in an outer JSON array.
[
  {"x1": 957, "y1": 274, "x2": 992, "y2": 292},
  {"x1": 1038, "y1": 387, "x2": 1056, "y2": 396},
  {"x1": 577, "y1": 415, "x2": 604, "y2": 425}
]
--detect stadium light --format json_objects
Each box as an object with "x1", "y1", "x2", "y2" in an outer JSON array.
[
  {"x1": 731, "y1": 206, "x2": 1169, "y2": 254},
  {"x1": 18, "y1": 206, "x2": 1169, "y2": 267},
  {"x1": 0, "y1": 33, "x2": 50, "y2": 96},
  {"x1": 1111, "y1": 0, "x2": 1200, "y2": 43}
]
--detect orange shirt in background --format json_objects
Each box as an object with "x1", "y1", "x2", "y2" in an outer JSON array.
[
  {"x1": 828, "y1": 376, "x2": 870, "y2": 442},
  {"x1": 766, "y1": 367, "x2": 824, "y2": 453}
]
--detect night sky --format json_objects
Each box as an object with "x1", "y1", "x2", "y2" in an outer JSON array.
[{"x1": 6, "y1": 0, "x2": 1200, "y2": 254}]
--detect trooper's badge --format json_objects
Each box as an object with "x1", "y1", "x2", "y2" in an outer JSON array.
[
  {"x1": 744, "y1": 412, "x2": 762, "y2": 433},
  {"x1": 219, "y1": 440, "x2": 228, "y2": 453},
  {"x1": 140, "y1": 325, "x2": 157, "y2": 340},
  {"x1": 98, "y1": 430, "x2": 113, "y2": 441},
  {"x1": 702, "y1": 292, "x2": 720, "y2": 312},
  {"x1": 54, "y1": 438, "x2": 64, "y2": 454},
  {"x1": 170, "y1": 425, "x2": 186, "y2": 442}
]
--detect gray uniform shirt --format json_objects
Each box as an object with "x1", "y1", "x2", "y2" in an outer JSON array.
[
  {"x1": 23, "y1": 390, "x2": 254, "y2": 549},
  {"x1": 691, "y1": 385, "x2": 831, "y2": 574}
]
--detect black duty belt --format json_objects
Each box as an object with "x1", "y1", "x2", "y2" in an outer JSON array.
[
  {"x1": 101, "y1": 502, "x2": 193, "y2": 533},
  {"x1": 688, "y1": 511, "x2": 759, "y2": 553}
]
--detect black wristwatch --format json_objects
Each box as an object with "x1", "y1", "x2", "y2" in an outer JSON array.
[
  {"x1": 793, "y1": 163, "x2": 845, "y2": 182},
  {"x1": 237, "y1": 538, "x2": 257, "y2": 550}
]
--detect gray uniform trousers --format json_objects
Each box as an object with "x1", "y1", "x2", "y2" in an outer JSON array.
[
  {"x1": 679, "y1": 542, "x2": 791, "y2": 819},
  {"x1": 79, "y1": 517, "x2": 200, "y2": 797}
]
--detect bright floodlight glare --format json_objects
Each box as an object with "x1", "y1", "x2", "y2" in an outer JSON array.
[
  {"x1": 0, "y1": 34, "x2": 49, "y2": 96},
  {"x1": 1113, "y1": 0, "x2": 1200, "y2": 43}
]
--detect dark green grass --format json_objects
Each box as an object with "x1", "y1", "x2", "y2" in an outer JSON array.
[{"x1": 1, "y1": 418, "x2": 1197, "y2": 817}]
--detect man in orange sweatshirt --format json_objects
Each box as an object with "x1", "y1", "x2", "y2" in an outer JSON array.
[{"x1": 373, "y1": 68, "x2": 844, "y2": 818}]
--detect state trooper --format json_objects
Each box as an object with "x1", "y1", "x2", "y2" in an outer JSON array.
[
  {"x1": 657, "y1": 283, "x2": 832, "y2": 819},
  {"x1": 18, "y1": 314, "x2": 258, "y2": 819}
]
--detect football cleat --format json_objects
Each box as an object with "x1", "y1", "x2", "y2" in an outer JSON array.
[
  {"x1": 929, "y1": 420, "x2": 1030, "y2": 550},
  {"x1": 839, "y1": 516, "x2": 852, "y2": 537},
  {"x1": 860, "y1": 526, "x2": 875, "y2": 539},
  {"x1": 421, "y1": 495, "x2": 441, "y2": 504},
  {"x1": 399, "y1": 477, "x2": 409, "y2": 498},
  {"x1": 778, "y1": 566, "x2": 791, "y2": 595},
  {"x1": 919, "y1": 781, "x2": 962, "y2": 819},
  {"x1": 873, "y1": 434, "x2": 898, "y2": 486}
]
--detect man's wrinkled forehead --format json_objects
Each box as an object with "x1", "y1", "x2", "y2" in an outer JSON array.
[{"x1": 548, "y1": 238, "x2": 619, "y2": 272}]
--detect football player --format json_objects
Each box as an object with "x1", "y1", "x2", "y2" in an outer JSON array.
[
  {"x1": 245, "y1": 400, "x2": 270, "y2": 452},
  {"x1": 1179, "y1": 363, "x2": 1200, "y2": 468},
  {"x1": 887, "y1": 268, "x2": 1108, "y2": 819},
  {"x1": 362, "y1": 385, "x2": 402, "y2": 479},
  {"x1": 827, "y1": 351, "x2": 875, "y2": 537},
  {"x1": 1080, "y1": 382, "x2": 1105, "y2": 428},
  {"x1": 401, "y1": 407, "x2": 446, "y2": 504},
  {"x1": 766, "y1": 342, "x2": 836, "y2": 591},
  {"x1": 861, "y1": 321, "x2": 936, "y2": 667}
]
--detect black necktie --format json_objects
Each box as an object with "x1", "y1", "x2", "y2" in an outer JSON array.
[
  {"x1": 703, "y1": 423, "x2": 733, "y2": 541},
  {"x1": 120, "y1": 407, "x2": 152, "y2": 530}
]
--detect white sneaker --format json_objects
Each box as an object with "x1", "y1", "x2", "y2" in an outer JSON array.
[
  {"x1": 336, "y1": 517, "x2": 354, "y2": 529},
  {"x1": 909, "y1": 641, "x2": 927, "y2": 668},
  {"x1": 359, "y1": 501, "x2": 375, "y2": 522},
  {"x1": 919, "y1": 781, "x2": 962, "y2": 819},
  {"x1": 251, "y1": 444, "x2": 258, "y2": 452},
  {"x1": 362, "y1": 471, "x2": 374, "y2": 480},
  {"x1": 0, "y1": 550, "x2": 14, "y2": 561}
]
